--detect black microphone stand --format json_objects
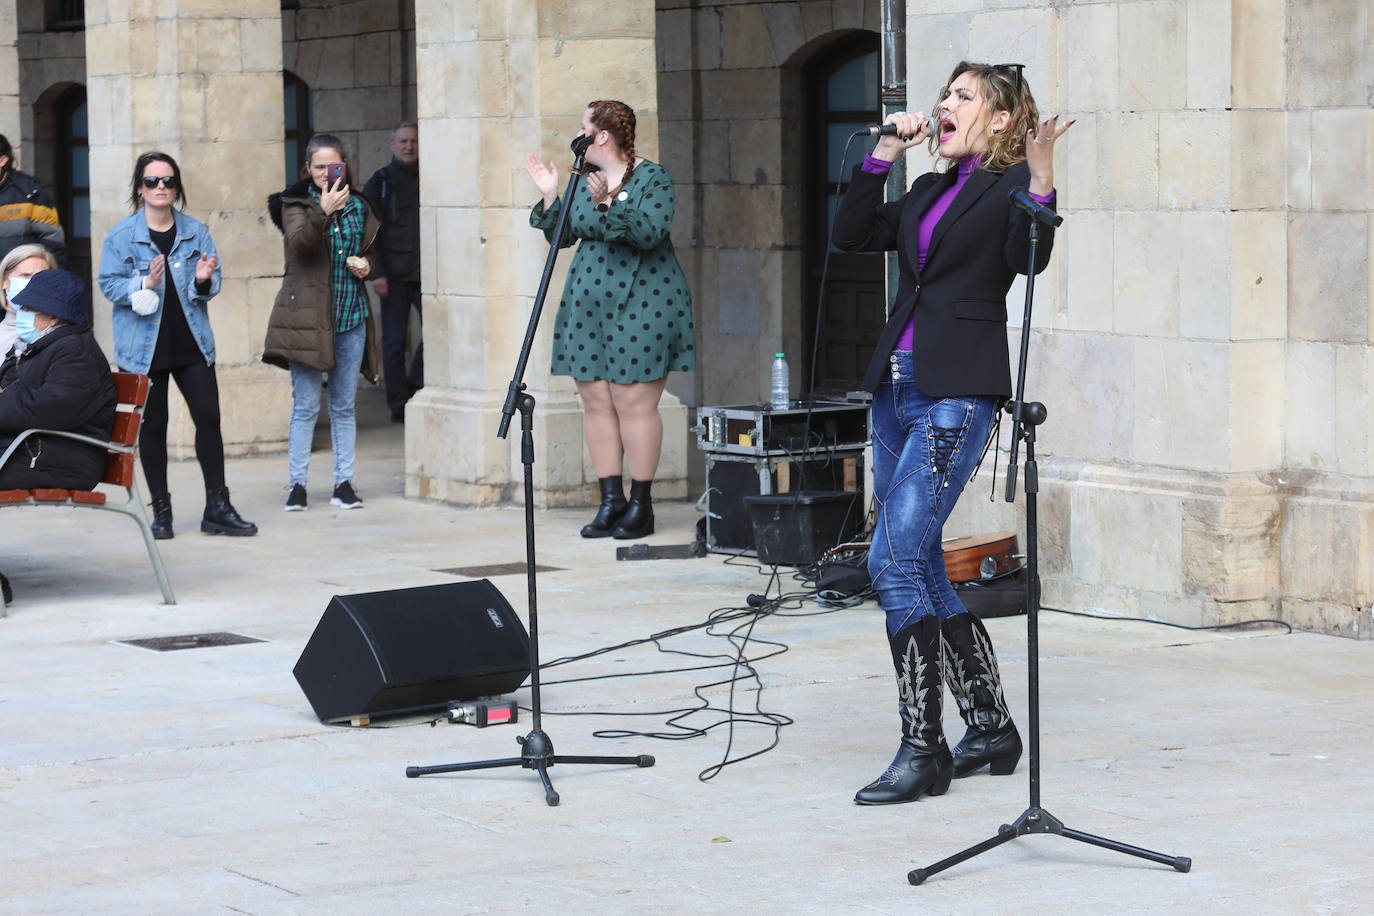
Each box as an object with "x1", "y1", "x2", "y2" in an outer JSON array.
[
  {"x1": 406, "y1": 134, "x2": 654, "y2": 806},
  {"x1": 909, "y1": 194, "x2": 1190, "y2": 884}
]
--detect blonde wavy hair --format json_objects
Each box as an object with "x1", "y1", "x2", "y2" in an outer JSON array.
[{"x1": 931, "y1": 61, "x2": 1040, "y2": 174}]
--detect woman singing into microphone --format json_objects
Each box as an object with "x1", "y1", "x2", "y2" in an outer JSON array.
[{"x1": 833, "y1": 62, "x2": 1072, "y2": 805}]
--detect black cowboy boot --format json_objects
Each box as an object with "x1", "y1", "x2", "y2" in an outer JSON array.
[
  {"x1": 855, "y1": 615, "x2": 954, "y2": 805},
  {"x1": 580, "y1": 475, "x2": 628, "y2": 538},
  {"x1": 611, "y1": 478, "x2": 654, "y2": 539},
  {"x1": 201, "y1": 486, "x2": 259, "y2": 537},
  {"x1": 150, "y1": 492, "x2": 174, "y2": 540},
  {"x1": 941, "y1": 612, "x2": 1022, "y2": 778}
]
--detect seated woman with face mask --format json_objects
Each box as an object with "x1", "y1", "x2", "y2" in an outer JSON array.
[{"x1": 0, "y1": 269, "x2": 117, "y2": 491}]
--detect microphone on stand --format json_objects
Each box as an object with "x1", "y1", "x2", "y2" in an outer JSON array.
[
  {"x1": 858, "y1": 114, "x2": 938, "y2": 138},
  {"x1": 1008, "y1": 186, "x2": 1063, "y2": 227},
  {"x1": 571, "y1": 133, "x2": 594, "y2": 156}
]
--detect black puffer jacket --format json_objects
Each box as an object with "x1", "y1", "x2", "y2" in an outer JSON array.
[{"x1": 0, "y1": 324, "x2": 116, "y2": 490}]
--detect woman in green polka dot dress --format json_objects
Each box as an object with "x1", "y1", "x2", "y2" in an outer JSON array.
[{"x1": 527, "y1": 100, "x2": 696, "y2": 540}]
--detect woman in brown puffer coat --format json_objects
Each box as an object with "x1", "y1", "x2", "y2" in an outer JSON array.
[{"x1": 264, "y1": 133, "x2": 381, "y2": 513}]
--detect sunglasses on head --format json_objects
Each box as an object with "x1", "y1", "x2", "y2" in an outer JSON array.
[
  {"x1": 993, "y1": 63, "x2": 1025, "y2": 99},
  {"x1": 141, "y1": 175, "x2": 178, "y2": 189}
]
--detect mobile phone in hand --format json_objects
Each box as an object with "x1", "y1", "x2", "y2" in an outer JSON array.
[{"x1": 326, "y1": 162, "x2": 346, "y2": 188}]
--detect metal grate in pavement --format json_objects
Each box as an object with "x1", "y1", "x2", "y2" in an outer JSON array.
[
  {"x1": 436, "y1": 563, "x2": 562, "y2": 578},
  {"x1": 117, "y1": 632, "x2": 266, "y2": 652}
]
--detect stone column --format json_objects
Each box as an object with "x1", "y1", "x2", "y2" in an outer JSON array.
[
  {"x1": 85, "y1": 0, "x2": 289, "y2": 457},
  {"x1": 407, "y1": 0, "x2": 687, "y2": 507},
  {"x1": 0, "y1": 1, "x2": 17, "y2": 143}
]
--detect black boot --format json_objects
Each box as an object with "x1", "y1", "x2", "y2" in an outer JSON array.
[
  {"x1": 611, "y1": 478, "x2": 654, "y2": 539},
  {"x1": 150, "y1": 493, "x2": 174, "y2": 540},
  {"x1": 941, "y1": 612, "x2": 1022, "y2": 778},
  {"x1": 855, "y1": 616, "x2": 953, "y2": 805},
  {"x1": 580, "y1": 475, "x2": 628, "y2": 538},
  {"x1": 201, "y1": 486, "x2": 259, "y2": 536}
]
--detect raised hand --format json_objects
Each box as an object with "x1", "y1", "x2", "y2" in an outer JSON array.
[
  {"x1": 320, "y1": 178, "x2": 350, "y2": 216},
  {"x1": 525, "y1": 153, "x2": 559, "y2": 204},
  {"x1": 1026, "y1": 114, "x2": 1075, "y2": 196}
]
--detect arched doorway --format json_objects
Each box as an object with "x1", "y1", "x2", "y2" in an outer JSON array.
[{"x1": 802, "y1": 32, "x2": 885, "y2": 398}]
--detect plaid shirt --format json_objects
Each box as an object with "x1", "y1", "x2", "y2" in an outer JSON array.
[{"x1": 310, "y1": 186, "x2": 370, "y2": 333}]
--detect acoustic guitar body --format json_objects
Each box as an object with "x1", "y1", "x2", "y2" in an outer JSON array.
[{"x1": 942, "y1": 531, "x2": 1019, "y2": 584}]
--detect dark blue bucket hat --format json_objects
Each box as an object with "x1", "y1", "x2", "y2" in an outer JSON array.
[{"x1": 10, "y1": 268, "x2": 88, "y2": 327}]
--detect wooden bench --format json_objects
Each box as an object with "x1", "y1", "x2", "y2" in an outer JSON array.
[{"x1": 0, "y1": 372, "x2": 175, "y2": 604}]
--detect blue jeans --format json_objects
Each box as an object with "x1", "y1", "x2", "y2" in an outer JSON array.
[
  {"x1": 288, "y1": 321, "x2": 366, "y2": 487},
  {"x1": 868, "y1": 350, "x2": 999, "y2": 636}
]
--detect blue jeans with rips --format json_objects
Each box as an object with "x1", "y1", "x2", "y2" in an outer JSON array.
[
  {"x1": 868, "y1": 350, "x2": 999, "y2": 637},
  {"x1": 287, "y1": 321, "x2": 366, "y2": 487}
]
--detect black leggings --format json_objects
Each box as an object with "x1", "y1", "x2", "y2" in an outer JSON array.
[{"x1": 140, "y1": 361, "x2": 226, "y2": 496}]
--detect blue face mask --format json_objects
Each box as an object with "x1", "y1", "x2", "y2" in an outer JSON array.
[{"x1": 15, "y1": 308, "x2": 40, "y2": 344}]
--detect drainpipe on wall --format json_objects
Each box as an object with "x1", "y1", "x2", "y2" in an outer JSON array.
[{"x1": 880, "y1": 0, "x2": 906, "y2": 314}]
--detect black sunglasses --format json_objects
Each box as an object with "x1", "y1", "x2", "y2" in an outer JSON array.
[
  {"x1": 993, "y1": 63, "x2": 1025, "y2": 99},
  {"x1": 141, "y1": 175, "x2": 178, "y2": 189}
]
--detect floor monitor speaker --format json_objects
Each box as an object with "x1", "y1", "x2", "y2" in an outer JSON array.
[{"x1": 293, "y1": 579, "x2": 530, "y2": 722}]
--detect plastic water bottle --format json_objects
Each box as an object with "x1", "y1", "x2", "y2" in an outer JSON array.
[{"x1": 770, "y1": 352, "x2": 789, "y2": 409}]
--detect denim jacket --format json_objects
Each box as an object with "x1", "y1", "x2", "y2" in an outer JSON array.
[{"x1": 98, "y1": 209, "x2": 222, "y2": 373}]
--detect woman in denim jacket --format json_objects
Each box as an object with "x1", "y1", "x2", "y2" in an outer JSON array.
[{"x1": 98, "y1": 151, "x2": 256, "y2": 539}]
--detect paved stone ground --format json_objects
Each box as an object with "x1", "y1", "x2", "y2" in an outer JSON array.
[{"x1": 2, "y1": 386, "x2": 1371, "y2": 914}]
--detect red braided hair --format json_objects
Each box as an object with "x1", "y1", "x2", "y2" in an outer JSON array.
[{"x1": 587, "y1": 99, "x2": 637, "y2": 185}]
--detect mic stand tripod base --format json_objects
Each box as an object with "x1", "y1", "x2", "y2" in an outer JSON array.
[
  {"x1": 406, "y1": 730, "x2": 655, "y2": 808},
  {"x1": 406, "y1": 234, "x2": 657, "y2": 804},
  {"x1": 907, "y1": 805, "x2": 1191, "y2": 885}
]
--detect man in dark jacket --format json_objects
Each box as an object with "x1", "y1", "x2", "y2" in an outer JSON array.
[
  {"x1": 0, "y1": 135, "x2": 66, "y2": 267},
  {"x1": 362, "y1": 122, "x2": 423, "y2": 422},
  {"x1": 0, "y1": 269, "x2": 116, "y2": 491}
]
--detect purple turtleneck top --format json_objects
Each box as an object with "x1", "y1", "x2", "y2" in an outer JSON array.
[{"x1": 860, "y1": 153, "x2": 1055, "y2": 350}]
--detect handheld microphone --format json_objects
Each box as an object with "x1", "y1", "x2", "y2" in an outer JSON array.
[
  {"x1": 860, "y1": 114, "x2": 938, "y2": 139},
  {"x1": 1008, "y1": 186, "x2": 1063, "y2": 227}
]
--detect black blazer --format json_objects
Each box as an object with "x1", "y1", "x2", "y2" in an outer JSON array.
[{"x1": 832, "y1": 160, "x2": 1055, "y2": 397}]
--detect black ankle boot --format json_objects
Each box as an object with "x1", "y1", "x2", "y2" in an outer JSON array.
[
  {"x1": 201, "y1": 486, "x2": 258, "y2": 536},
  {"x1": 580, "y1": 475, "x2": 628, "y2": 538},
  {"x1": 855, "y1": 616, "x2": 953, "y2": 805},
  {"x1": 150, "y1": 493, "x2": 174, "y2": 540},
  {"x1": 941, "y1": 612, "x2": 1022, "y2": 778},
  {"x1": 611, "y1": 479, "x2": 654, "y2": 539}
]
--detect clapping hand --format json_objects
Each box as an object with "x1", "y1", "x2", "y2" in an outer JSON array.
[
  {"x1": 195, "y1": 252, "x2": 218, "y2": 283},
  {"x1": 525, "y1": 154, "x2": 559, "y2": 205},
  {"x1": 142, "y1": 255, "x2": 166, "y2": 290},
  {"x1": 585, "y1": 170, "x2": 610, "y2": 208}
]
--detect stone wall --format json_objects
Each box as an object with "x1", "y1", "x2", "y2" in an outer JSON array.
[
  {"x1": 280, "y1": 0, "x2": 417, "y2": 182},
  {"x1": 1, "y1": 3, "x2": 23, "y2": 142},
  {"x1": 926, "y1": 0, "x2": 1373, "y2": 637}
]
